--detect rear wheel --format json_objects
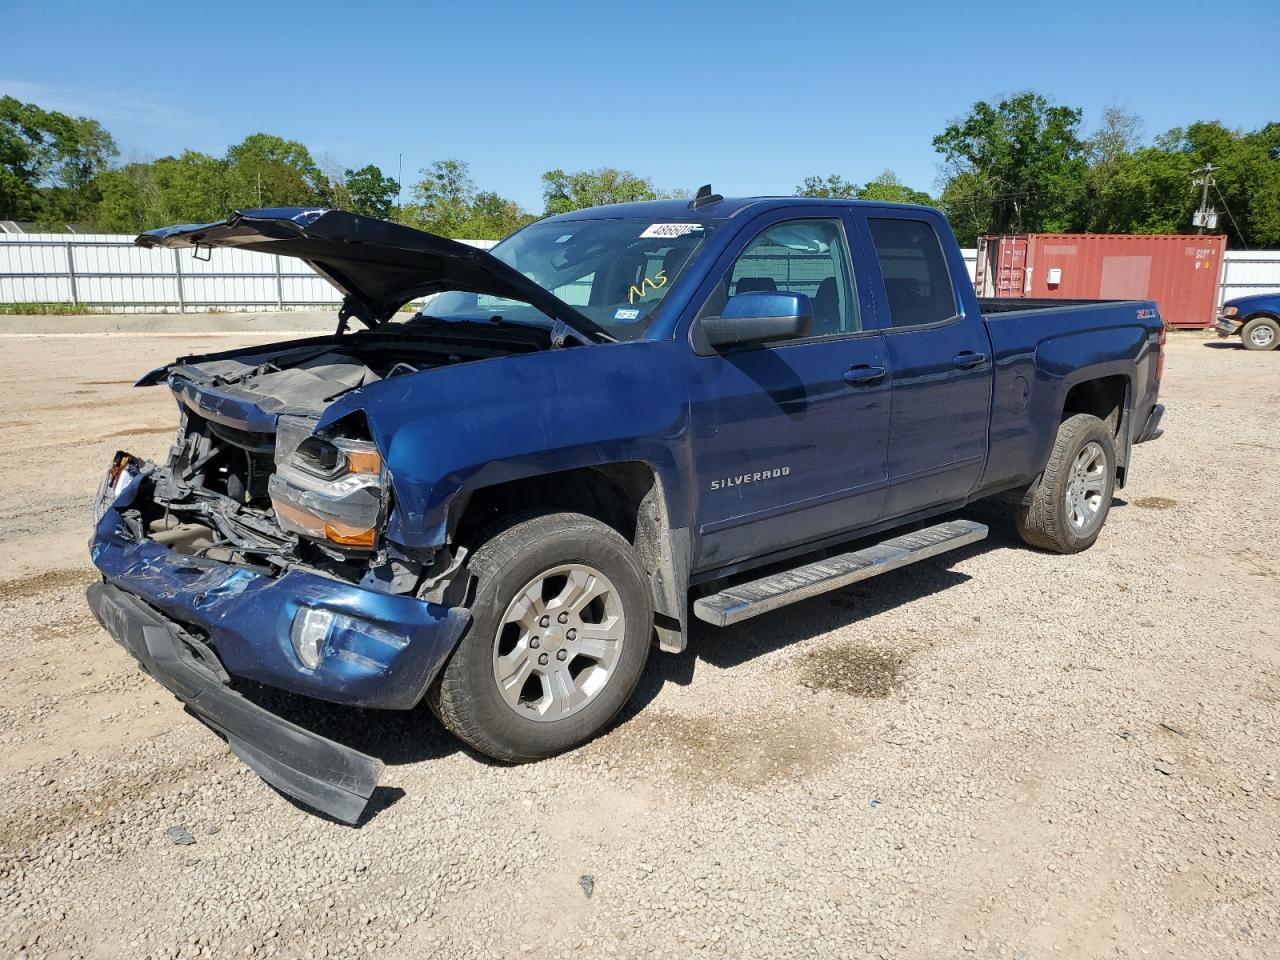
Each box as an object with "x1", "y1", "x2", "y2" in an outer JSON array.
[
  {"x1": 1241, "y1": 316, "x2": 1279, "y2": 351},
  {"x1": 1015, "y1": 413, "x2": 1117, "y2": 554},
  {"x1": 427, "y1": 512, "x2": 652, "y2": 762}
]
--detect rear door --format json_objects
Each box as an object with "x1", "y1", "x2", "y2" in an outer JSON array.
[
  {"x1": 855, "y1": 211, "x2": 993, "y2": 518},
  {"x1": 686, "y1": 208, "x2": 891, "y2": 572}
]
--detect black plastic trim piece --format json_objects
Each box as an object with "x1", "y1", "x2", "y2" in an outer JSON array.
[
  {"x1": 1134, "y1": 402, "x2": 1165, "y2": 444},
  {"x1": 86, "y1": 581, "x2": 383, "y2": 824}
]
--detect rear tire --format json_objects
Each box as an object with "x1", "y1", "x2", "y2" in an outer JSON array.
[
  {"x1": 1241, "y1": 316, "x2": 1279, "y2": 351},
  {"x1": 427, "y1": 512, "x2": 652, "y2": 762},
  {"x1": 1015, "y1": 413, "x2": 1117, "y2": 554}
]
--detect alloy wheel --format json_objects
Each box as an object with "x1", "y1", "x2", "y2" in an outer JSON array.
[{"x1": 491, "y1": 564, "x2": 626, "y2": 721}]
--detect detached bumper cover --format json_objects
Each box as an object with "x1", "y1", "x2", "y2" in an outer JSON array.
[
  {"x1": 87, "y1": 581, "x2": 381, "y2": 824},
  {"x1": 1215, "y1": 318, "x2": 1239, "y2": 337}
]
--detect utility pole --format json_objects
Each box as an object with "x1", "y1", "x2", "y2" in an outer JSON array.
[
  {"x1": 397, "y1": 153, "x2": 403, "y2": 209},
  {"x1": 1192, "y1": 163, "x2": 1218, "y2": 233}
]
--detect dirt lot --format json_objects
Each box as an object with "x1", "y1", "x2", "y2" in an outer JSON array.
[{"x1": 1, "y1": 331, "x2": 1277, "y2": 960}]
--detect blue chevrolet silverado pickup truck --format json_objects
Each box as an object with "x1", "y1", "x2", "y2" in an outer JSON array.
[{"x1": 87, "y1": 192, "x2": 1165, "y2": 822}]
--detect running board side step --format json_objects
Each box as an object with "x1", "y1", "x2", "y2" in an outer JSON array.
[{"x1": 692, "y1": 519, "x2": 987, "y2": 627}]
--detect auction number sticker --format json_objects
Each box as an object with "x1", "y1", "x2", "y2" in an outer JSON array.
[{"x1": 640, "y1": 223, "x2": 702, "y2": 239}]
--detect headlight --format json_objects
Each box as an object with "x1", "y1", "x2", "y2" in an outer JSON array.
[
  {"x1": 270, "y1": 422, "x2": 387, "y2": 550},
  {"x1": 93, "y1": 452, "x2": 141, "y2": 523},
  {"x1": 292, "y1": 436, "x2": 383, "y2": 481},
  {"x1": 1223, "y1": 306, "x2": 1238, "y2": 317}
]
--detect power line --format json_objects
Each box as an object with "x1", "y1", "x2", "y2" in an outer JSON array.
[
  {"x1": 1211, "y1": 180, "x2": 1248, "y2": 250},
  {"x1": 942, "y1": 185, "x2": 1066, "y2": 202}
]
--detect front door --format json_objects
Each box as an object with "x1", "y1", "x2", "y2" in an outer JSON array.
[{"x1": 687, "y1": 212, "x2": 891, "y2": 572}]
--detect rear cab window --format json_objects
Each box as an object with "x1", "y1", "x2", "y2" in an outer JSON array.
[{"x1": 867, "y1": 218, "x2": 958, "y2": 328}]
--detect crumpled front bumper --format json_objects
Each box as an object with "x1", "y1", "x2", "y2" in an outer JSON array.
[
  {"x1": 91, "y1": 475, "x2": 469, "y2": 709},
  {"x1": 1216, "y1": 317, "x2": 1239, "y2": 337},
  {"x1": 88, "y1": 471, "x2": 471, "y2": 823},
  {"x1": 87, "y1": 581, "x2": 381, "y2": 823}
]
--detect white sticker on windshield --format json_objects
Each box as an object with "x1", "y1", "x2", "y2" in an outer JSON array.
[
  {"x1": 641, "y1": 223, "x2": 701, "y2": 239},
  {"x1": 614, "y1": 308, "x2": 640, "y2": 321}
]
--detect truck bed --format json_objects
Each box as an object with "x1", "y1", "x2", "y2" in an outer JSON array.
[{"x1": 975, "y1": 297, "x2": 1161, "y2": 500}]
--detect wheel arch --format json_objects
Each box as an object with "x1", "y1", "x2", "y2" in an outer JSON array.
[
  {"x1": 1061, "y1": 373, "x2": 1130, "y2": 435},
  {"x1": 1059, "y1": 372, "x2": 1132, "y2": 487},
  {"x1": 450, "y1": 461, "x2": 690, "y2": 654}
]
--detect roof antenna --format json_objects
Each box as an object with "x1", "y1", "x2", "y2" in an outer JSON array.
[{"x1": 688, "y1": 184, "x2": 723, "y2": 210}]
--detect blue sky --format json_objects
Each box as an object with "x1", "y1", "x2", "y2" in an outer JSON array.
[{"x1": 4, "y1": 0, "x2": 1276, "y2": 210}]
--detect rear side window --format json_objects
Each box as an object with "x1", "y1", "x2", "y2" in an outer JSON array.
[
  {"x1": 867, "y1": 218, "x2": 957, "y2": 328},
  {"x1": 725, "y1": 219, "x2": 859, "y2": 336}
]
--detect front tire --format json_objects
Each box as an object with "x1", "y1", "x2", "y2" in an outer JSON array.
[
  {"x1": 427, "y1": 512, "x2": 652, "y2": 762},
  {"x1": 1241, "y1": 316, "x2": 1279, "y2": 351},
  {"x1": 1015, "y1": 413, "x2": 1117, "y2": 554}
]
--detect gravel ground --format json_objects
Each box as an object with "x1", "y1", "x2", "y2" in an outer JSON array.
[{"x1": 0, "y1": 331, "x2": 1276, "y2": 960}]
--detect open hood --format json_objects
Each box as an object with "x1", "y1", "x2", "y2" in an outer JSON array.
[{"x1": 136, "y1": 208, "x2": 602, "y2": 339}]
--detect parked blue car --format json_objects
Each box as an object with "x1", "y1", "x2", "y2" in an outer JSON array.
[
  {"x1": 88, "y1": 194, "x2": 1165, "y2": 822},
  {"x1": 1216, "y1": 292, "x2": 1280, "y2": 350}
]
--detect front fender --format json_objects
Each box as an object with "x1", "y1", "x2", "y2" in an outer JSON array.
[{"x1": 318, "y1": 341, "x2": 693, "y2": 551}]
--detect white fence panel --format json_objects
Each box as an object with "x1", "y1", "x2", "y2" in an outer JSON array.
[
  {"x1": 0, "y1": 237, "x2": 72, "y2": 302},
  {"x1": 78, "y1": 274, "x2": 179, "y2": 306},
  {"x1": 0, "y1": 232, "x2": 499, "y2": 313},
  {"x1": 1221, "y1": 251, "x2": 1280, "y2": 301}
]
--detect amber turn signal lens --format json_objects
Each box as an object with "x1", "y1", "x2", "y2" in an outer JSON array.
[
  {"x1": 323, "y1": 521, "x2": 377, "y2": 548},
  {"x1": 273, "y1": 499, "x2": 377, "y2": 549},
  {"x1": 272, "y1": 499, "x2": 323, "y2": 536},
  {"x1": 343, "y1": 448, "x2": 382, "y2": 475}
]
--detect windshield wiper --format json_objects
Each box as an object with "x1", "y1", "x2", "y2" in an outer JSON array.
[
  {"x1": 407, "y1": 312, "x2": 541, "y2": 333},
  {"x1": 411, "y1": 312, "x2": 613, "y2": 346},
  {"x1": 551, "y1": 318, "x2": 612, "y2": 347}
]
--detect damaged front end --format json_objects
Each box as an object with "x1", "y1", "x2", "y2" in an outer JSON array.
[
  {"x1": 88, "y1": 342, "x2": 479, "y2": 824},
  {"x1": 138, "y1": 342, "x2": 424, "y2": 590}
]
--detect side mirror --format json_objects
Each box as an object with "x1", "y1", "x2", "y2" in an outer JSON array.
[{"x1": 699, "y1": 291, "x2": 813, "y2": 350}]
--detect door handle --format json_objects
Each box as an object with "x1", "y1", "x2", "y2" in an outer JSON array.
[
  {"x1": 843, "y1": 364, "x2": 886, "y2": 385},
  {"x1": 952, "y1": 351, "x2": 987, "y2": 368}
]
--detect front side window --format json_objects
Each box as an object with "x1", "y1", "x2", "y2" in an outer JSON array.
[
  {"x1": 867, "y1": 218, "x2": 957, "y2": 328},
  {"x1": 709, "y1": 219, "x2": 859, "y2": 338},
  {"x1": 421, "y1": 218, "x2": 718, "y2": 341}
]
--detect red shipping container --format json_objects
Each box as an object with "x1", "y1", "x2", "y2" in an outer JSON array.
[{"x1": 974, "y1": 233, "x2": 1227, "y2": 328}]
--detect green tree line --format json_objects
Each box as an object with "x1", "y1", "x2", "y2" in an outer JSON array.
[
  {"x1": 928, "y1": 93, "x2": 1280, "y2": 247},
  {"x1": 0, "y1": 95, "x2": 684, "y2": 240},
  {"x1": 3, "y1": 92, "x2": 1277, "y2": 246},
  {"x1": 800, "y1": 93, "x2": 1276, "y2": 247}
]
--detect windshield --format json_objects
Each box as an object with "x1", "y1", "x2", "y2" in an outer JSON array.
[{"x1": 419, "y1": 217, "x2": 718, "y2": 341}]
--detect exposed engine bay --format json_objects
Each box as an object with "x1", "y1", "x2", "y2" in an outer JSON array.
[{"x1": 118, "y1": 324, "x2": 544, "y2": 594}]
